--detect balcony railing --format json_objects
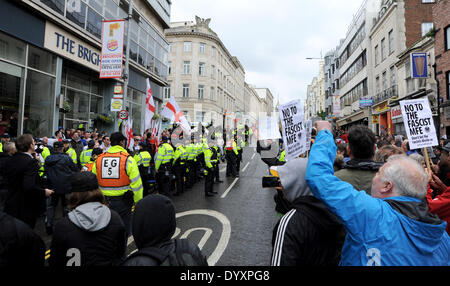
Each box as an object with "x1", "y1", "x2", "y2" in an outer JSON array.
[{"x1": 372, "y1": 85, "x2": 398, "y2": 105}]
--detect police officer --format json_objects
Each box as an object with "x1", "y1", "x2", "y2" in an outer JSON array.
[
  {"x1": 204, "y1": 138, "x2": 219, "y2": 197},
  {"x1": 0, "y1": 133, "x2": 11, "y2": 152},
  {"x1": 63, "y1": 140, "x2": 77, "y2": 165},
  {"x1": 184, "y1": 137, "x2": 195, "y2": 189},
  {"x1": 82, "y1": 148, "x2": 103, "y2": 172},
  {"x1": 212, "y1": 139, "x2": 223, "y2": 184},
  {"x1": 133, "y1": 142, "x2": 152, "y2": 197},
  {"x1": 226, "y1": 135, "x2": 239, "y2": 178},
  {"x1": 236, "y1": 136, "x2": 245, "y2": 172},
  {"x1": 80, "y1": 140, "x2": 95, "y2": 166},
  {"x1": 172, "y1": 136, "x2": 187, "y2": 196},
  {"x1": 92, "y1": 132, "x2": 143, "y2": 237},
  {"x1": 155, "y1": 135, "x2": 174, "y2": 197}
]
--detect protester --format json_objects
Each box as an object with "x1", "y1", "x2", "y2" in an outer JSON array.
[
  {"x1": 0, "y1": 142, "x2": 15, "y2": 211},
  {"x1": 374, "y1": 145, "x2": 405, "y2": 163},
  {"x1": 44, "y1": 141, "x2": 80, "y2": 235},
  {"x1": 306, "y1": 121, "x2": 450, "y2": 266},
  {"x1": 335, "y1": 125, "x2": 382, "y2": 195},
  {"x1": 270, "y1": 158, "x2": 345, "y2": 266},
  {"x1": 122, "y1": 194, "x2": 208, "y2": 266},
  {"x1": 427, "y1": 173, "x2": 450, "y2": 235},
  {"x1": 3, "y1": 134, "x2": 54, "y2": 228},
  {"x1": 49, "y1": 172, "x2": 127, "y2": 267},
  {"x1": 0, "y1": 211, "x2": 46, "y2": 266}
]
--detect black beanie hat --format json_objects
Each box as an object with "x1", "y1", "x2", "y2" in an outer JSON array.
[{"x1": 69, "y1": 172, "x2": 99, "y2": 193}]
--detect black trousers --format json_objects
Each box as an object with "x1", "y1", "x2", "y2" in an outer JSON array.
[
  {"x1": 213, "y1": 162, "x2": 220, "y2": 182},
  {"x1": 237, "y1": 149, "x2": 243, "y2": 172},
  {"x1": 45, "y1": 193, "x2": 68, "y2": 227},
  {"x1": 174, "y1": 163, "x2": 185, "y2": 194},
  {"x1": 157, "y1": 164, "x2": 172, "y2": 197},
  {"x1": 105, "y1": 195, "x2": 133, "y2": 237},
  {"x1": 204, "y1": 168, "x2": 214, "y2": 195}
]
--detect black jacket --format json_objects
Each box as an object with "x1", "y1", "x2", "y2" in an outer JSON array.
[
  {"x1": 0, "y1": 211, "x2": 45, "y2": 266},
  {"x1": 122, "y1": 194, "x2": 208, "y2": 266},
  {"x1": 0, "y1": 152, "x2": 10, "y2": 191},
  {"x1": 3, "y1": 152, "x2": 46, "y2": 227},
  {"x1": 49, "y1": 205, "x2": 127, "y2": 267},
  {"x1": 271, "y1": 196, "x2": 346, "y2": 266},
  {"x1": 45, "y1": 153, "x2": 79, "y2": 194}
]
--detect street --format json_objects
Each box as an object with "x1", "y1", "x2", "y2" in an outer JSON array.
[{"x1": 35, "y1": 147, "x2": 279, "y2": 266}]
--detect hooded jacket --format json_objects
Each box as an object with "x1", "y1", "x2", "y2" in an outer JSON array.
[
  {"x1": 122, "y1": 195, "x2": 207, "y2": 266},
  {"x1": 49, "y1": 202, "x2": 126, "y2": 267},
  {"x1": 306, "y1": 130, "x2": 450, "y2": 266},
  {"x1": 45, "y1": 153, "x2": 79, "y2": 194},
  {"x1": 270, "y1": 158, "x2": 345, "y2": 266},
  {"x1": 335, "y1": 159, "x2": 383, "y2": 195}
]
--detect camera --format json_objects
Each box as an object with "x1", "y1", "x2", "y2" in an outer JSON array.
[{"x1": 262, "y1": 176, "x2": 281, "y2": 188}]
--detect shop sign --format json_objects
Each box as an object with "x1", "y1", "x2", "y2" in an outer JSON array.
[
  {"x1": 372, "y1": 115, "x2": 379, "y2": 124},
  {"x1": 391, "y1": 105, "x2": 402, "y2": 120},
  {"x1": 376, "y1": 102, "x2": 389, "y2": 113},
  {"x1": 44, "y1": 21, "x2": 100, "y2": 72},
  {"x1": 111, "y1": 98, "x2": 123, "y2": 112},
  {"x1": 100, "y1": 20, "x2": 125, "y2": 79},
  {"x1": 360, "y1": 97, "x2": 373, "y2": 108}
]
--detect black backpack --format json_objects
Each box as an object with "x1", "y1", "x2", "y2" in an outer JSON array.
[{"x1": 126, "y1": 239, "x2": 201, "y2": 266}]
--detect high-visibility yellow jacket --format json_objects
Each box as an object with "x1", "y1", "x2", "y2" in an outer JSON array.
[
  {"x1": 80, "y1": 149, "x2": 93, "y2": 166},
  {"x1": 155, "y1": 143, "x2": 174, "y2": 171},
  {"x1": 66, "y1": 147, "x2": 77, "y2": 164},
  {"x1": 134, "y1": 151, "x2": 151, "y2": 167},
  {"x1": 173, "y1": 145, "x2": 187, "y2": 166},
  {"x1": 204, "y1": 148, "x2": 214, "y2": 169},
  {"x1": 92, "y1": 145, "x2": 143, "y2": 204}
]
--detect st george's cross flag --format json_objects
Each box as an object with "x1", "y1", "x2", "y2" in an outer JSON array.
[
  {"x1": 160, "y1": 97, "x2": 191, "y2": 136},
  {"x1": 144, "y1": 78, "x2": 156, "y2": 132}
]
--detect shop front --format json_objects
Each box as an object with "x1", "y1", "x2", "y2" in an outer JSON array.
[
  {"x1": 336, "y1": 109, "x2": 369, "y2": 131},
  {"x1": 371, "y1": 101, "x2": 393, "y2": 136}
]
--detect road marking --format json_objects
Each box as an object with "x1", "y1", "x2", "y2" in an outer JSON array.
[
  {"x1": 180, "y1": 228, "x2": 213, "y2": 250},
  {"x1": 242, "y1": 162, "x2": 250, "y2": 172},
  {"x1": 221, "y1": 178, "x2": 239, "y2": 199},
  {"x1": 175, "y1": 209, "x2": 231, "y2": 266},
  {"x1": 251, "y1": 153, "x2": 256, "y2": 160},
  {"x1": 127, "y1": 235, "x2": 134, "y2": 246}
]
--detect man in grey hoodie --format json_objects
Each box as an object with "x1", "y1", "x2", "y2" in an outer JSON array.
[
  {"x1": 49, "y1": 172, "x2": 127, "y2": 266},
  {"x1": 270, "y1": 157, "x2": 345, "y2": 266}
]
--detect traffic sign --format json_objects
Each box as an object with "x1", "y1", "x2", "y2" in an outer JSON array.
[{"x1": 118, "y1": 110, "x2": 128, "y2": 120}]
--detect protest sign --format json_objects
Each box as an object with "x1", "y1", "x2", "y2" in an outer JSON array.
[
  {"x1": 258, "y1": 115, "x2": 281, "y2": 140},
  {"x1": 279, "y1": 100, "x2": 308, "y2": 161},
  {"x1": 399, "y1": 98, "x2": 438, "y2": 150}
]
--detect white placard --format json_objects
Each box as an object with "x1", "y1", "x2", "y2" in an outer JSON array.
[
  {"x1": 279, "y1": 100, "x2": 308, "y2": 161},
  {"x1": 258, "y1": 116, "x2": 281, "y2": 140},
  {"x1": 400, "y1": 98, "x2": 438, "y2": 150},
  {"x1": 100, "y1": 20, "x2": 125, "y2": 79}
]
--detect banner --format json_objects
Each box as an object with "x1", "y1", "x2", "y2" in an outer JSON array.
[
  {"x1": 400, "y1": 98, "x2": 438, "y2": 150},
  {"x1": 410, "y1": 53, "x2": 428, "y2": 79},
  {"x1": 161, "y1": 97, "x2": 191, "y2": 136},
  {"x1": 258, "y1": 116, "x2": 281, "y2": 140},
  {"x1": 144, "y1": 78, "x2": 156, "y2": 132},
  {"x1": 333, "y1": 95, "x2": 341, "y2": 116},
  {"x1": 100, "y1": 20, "x2": 125, "y2": 79},
  {"x1": 125, "y1": 119, "x2": 134, "y2": 150},
  {"x1": 278, "y1": 100, "x2": 308, "y2": 161}
]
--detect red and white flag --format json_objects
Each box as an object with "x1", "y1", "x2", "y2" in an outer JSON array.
[
  {"x1": 125, "y1": 119, "x2": 134, "y2": 150},
  {"x1": 144, "y1": 78, "x2": 156, "y2": 132},
  {"x1": 160, "y1": 97, "x2": 191, "y2": 136}
]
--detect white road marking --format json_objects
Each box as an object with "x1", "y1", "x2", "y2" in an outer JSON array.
[
  {"x1": 221, "y1": 178, "x2": 239, "y2": 199},
  {"x1": 251, "y1": 153, "x2": 256, "y2": 160},
  {"x1": 242, "y1": 162, "x2": 250, "y2": 172},
  {"x1": 180, "y1": 227, "x2": 213, "y2": 250}
]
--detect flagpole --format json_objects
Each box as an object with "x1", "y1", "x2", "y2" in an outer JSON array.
[{"x1": 122, "y1": 0, "x2": 133, "y2": 134}]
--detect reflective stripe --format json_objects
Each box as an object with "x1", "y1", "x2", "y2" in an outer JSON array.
[
  {"x1": 100, "y1": 186, "x2": 130, "y2": 191},
  {"x1": 131, "y1": 185, "x2": 143, "y2": 193},
  {"x1": 130, "y1": 176, "x2": 140, "y2": 184}
]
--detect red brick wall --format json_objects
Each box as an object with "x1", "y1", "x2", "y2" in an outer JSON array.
[
  {"x1": 404, "y1": 0, "x2": 435, "y2": 48},
  {"x1": 434, "y1": 0, "x2": 450, "y2": 134}
]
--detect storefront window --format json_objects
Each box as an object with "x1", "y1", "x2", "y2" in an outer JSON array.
[
  {"x1": 24, "y1": 70, "x2": 55, "y2": 137},
  {"x1": 28, "y1": 45, "x2": 56, "y2": 75},
  {"x1": 0, "y1": 33, "x2": 26, "y2": 65},
  {"x1": 0, "y1": 68, "x2": 21, "y2": 137},
  {"x1": 86, "y1": 7, "x2": 102, "y2": 39}
]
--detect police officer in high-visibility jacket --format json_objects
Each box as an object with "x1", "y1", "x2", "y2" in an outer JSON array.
[
  {"x1": 82, "y1": 148, "x2": 103, "y2": 172},
  {"x1": 133, "y1": 142, "x2": 152, "y2": 197},
  {"x1": 184, "y1": 138, "x2": 195, "y2": 189},
  {"x1": 155, "y1": 135, "x2": 174, "y2": 197},
  {"x1": 211, "y1": 140, "x2": 223, "y2": 184},
  {"x1": 63, "y1": 140, "x2": 77, "y2": 165},
  {"x1": 92, "y1": 132, "x2": 143, "y2": 237},
  {"x1": 80, "y1": 140, "x2": 95, "y2": 166},
  {"x1": 172, "y1": 138, "x2": 187, "y2": 196},
  {"x1": 204, "y1": 138, "x2": 219, "y2": 197}
]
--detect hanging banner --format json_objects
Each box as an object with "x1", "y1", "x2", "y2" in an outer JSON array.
[
  {"x1": 100, "y1": 20, "x2": 125, "y2": 79},
  {"x1": 258, "y1": 115, "x2": 281, "y2": 140},
  {"x1": 278, "y1": 100, "x2": 308, "y2": 161},
  {"x1": 400, "y1": 98, "x2": 438, "y2": 150},
  {"x1": 333, "y1": 95, "x2": 341, "y2": 116},
  {"x1": 410, "y1": 53, "x2": 428, "y2": 79}
]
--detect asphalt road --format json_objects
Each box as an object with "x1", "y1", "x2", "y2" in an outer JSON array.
[{"x1": 35, "y1": 147, "x2": 279, "y2": 266}]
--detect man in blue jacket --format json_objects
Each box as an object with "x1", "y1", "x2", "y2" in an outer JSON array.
[{"x1": 305, "y1": 121, "x2": 450, "y2": 266}]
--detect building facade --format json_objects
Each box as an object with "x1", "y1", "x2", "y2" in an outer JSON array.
[
  {"x1": 0, "y1": 0, "x2": 171, "y2": 137},
  {"x1": 164, "y1": 16, "x2": 246, "y2": 130},
  {"x1": 324, "y1": 48, "x2": 341, "y2": 120},
  {"x1": 434, "y1": 0, "x2": 450, "y2": 138}
]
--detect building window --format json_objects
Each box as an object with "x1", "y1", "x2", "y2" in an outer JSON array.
[
  {"x1": 381, "y1": 38, "x2": 386, "y2": 61},
  {"x1": 184, "y1": 41, "x2": 191, "y2": 52},
  {"x1": 375, "y1": 45, "x2": 379, "y2": 66},
  {"x1": 422, "y1": 22, "x2": 434, "y2": 36},
  {"x1": 164, "y1": 85, "x2": 171, "y2": 99},
  {"x1": 211, "y1": 65, "x2": 215, "y2": 79},
  {"x1": 212, "y1": 46, "x2": 216, "y2": 56},
  {"x1": 382, "y1": 71, "x2": 387, "y2": 90},
  {"x1": 210, "y1": 87, "x2": 215, "y2": 100},
  {"x1": 390, "y1": 66, "x2": 396, "y2": 87},
  {"x1": 376, "y1": 76, "x2": 380, "y2": 94},
  {"x1": 199, "y1": 62, "x2": 205, "y2": 76},
  {"x1": 168, "y1": 61, "x2": 171, "y2": 75},
  {"x1": 389, "y1": 30, "x2": 394, "y2": 54},
  {"x1": 200, "y1": 43, "x2": 206, "y2": 53},
  {"x1": 198, "y1": 85, "x2": 204, "y2": 99},
  {"x1": 183, "y1": 84, "x2": 189, "y2": 98},
  {"x1": 168, "y1": 42, "x2": 172, "y2": 52},
  {"x1": 447, "y1": 71, "x2": 450, "y2": 100},
  {"x1": 422, "y1": 0, "x2": 435, "y2": 3},
  {"x1": 446, "y1": 26, "x2": 450, "y2": 51},
  {"x1": 183, "y1": 61, "x2": 190, "y2": 74}
]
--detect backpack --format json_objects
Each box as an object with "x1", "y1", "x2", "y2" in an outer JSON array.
[{"x1": 126, "y1": 239, "x2": 201, "y2": 266}]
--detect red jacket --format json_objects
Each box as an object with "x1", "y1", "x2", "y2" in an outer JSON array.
[
  {"x1": 427, "y1": 185, "x2": 450, "y2": 235},
  {"x1": 340, "y1": 134, "x2": 348, "y2": 144}
]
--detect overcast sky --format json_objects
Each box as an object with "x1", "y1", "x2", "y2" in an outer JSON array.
[{"x1": 170, "y1": 0, "x2": 364, "y2": 107}]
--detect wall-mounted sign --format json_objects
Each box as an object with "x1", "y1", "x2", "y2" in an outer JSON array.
[
  {"x1": 100, "y1": 20, "x2": 125, "y2": 79},
  {"x1": 391, "y1": 105, "x2": 402, "y2": 120},
  {"x1": 360, "y1": 97, "x2": 373, "y2": 108},
  {"x1": 44, "y1": 21, "x2": 100, "y2": 72},
  {"x1": 410, "y1": 53, "x2": 428, "y2": 79},
  {"x1": 118, "y1": 109, "x2": 128, "y2": 120},
  {"x1": 111, "y1": 98, "x2": 123, "y2": 112}
]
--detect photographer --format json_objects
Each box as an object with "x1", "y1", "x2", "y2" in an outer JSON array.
[{"x1": 268, "y1": 157, "x2": 345, "y2": 266}]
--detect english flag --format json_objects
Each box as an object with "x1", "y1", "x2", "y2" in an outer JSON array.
[
  {"x1": 144, "y1": 78, "x2": 156, "y2": 132},
  {"x1": 160, "y1": 97, "x2": 191, "y2": 136},
  {"x1": 125, "y1": 119, "x2": 134, "y2": 150}
]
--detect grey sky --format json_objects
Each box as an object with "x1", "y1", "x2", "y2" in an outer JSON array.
[{"x1": 171, "y1": 0, "x2": 364, "y2": 106}]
